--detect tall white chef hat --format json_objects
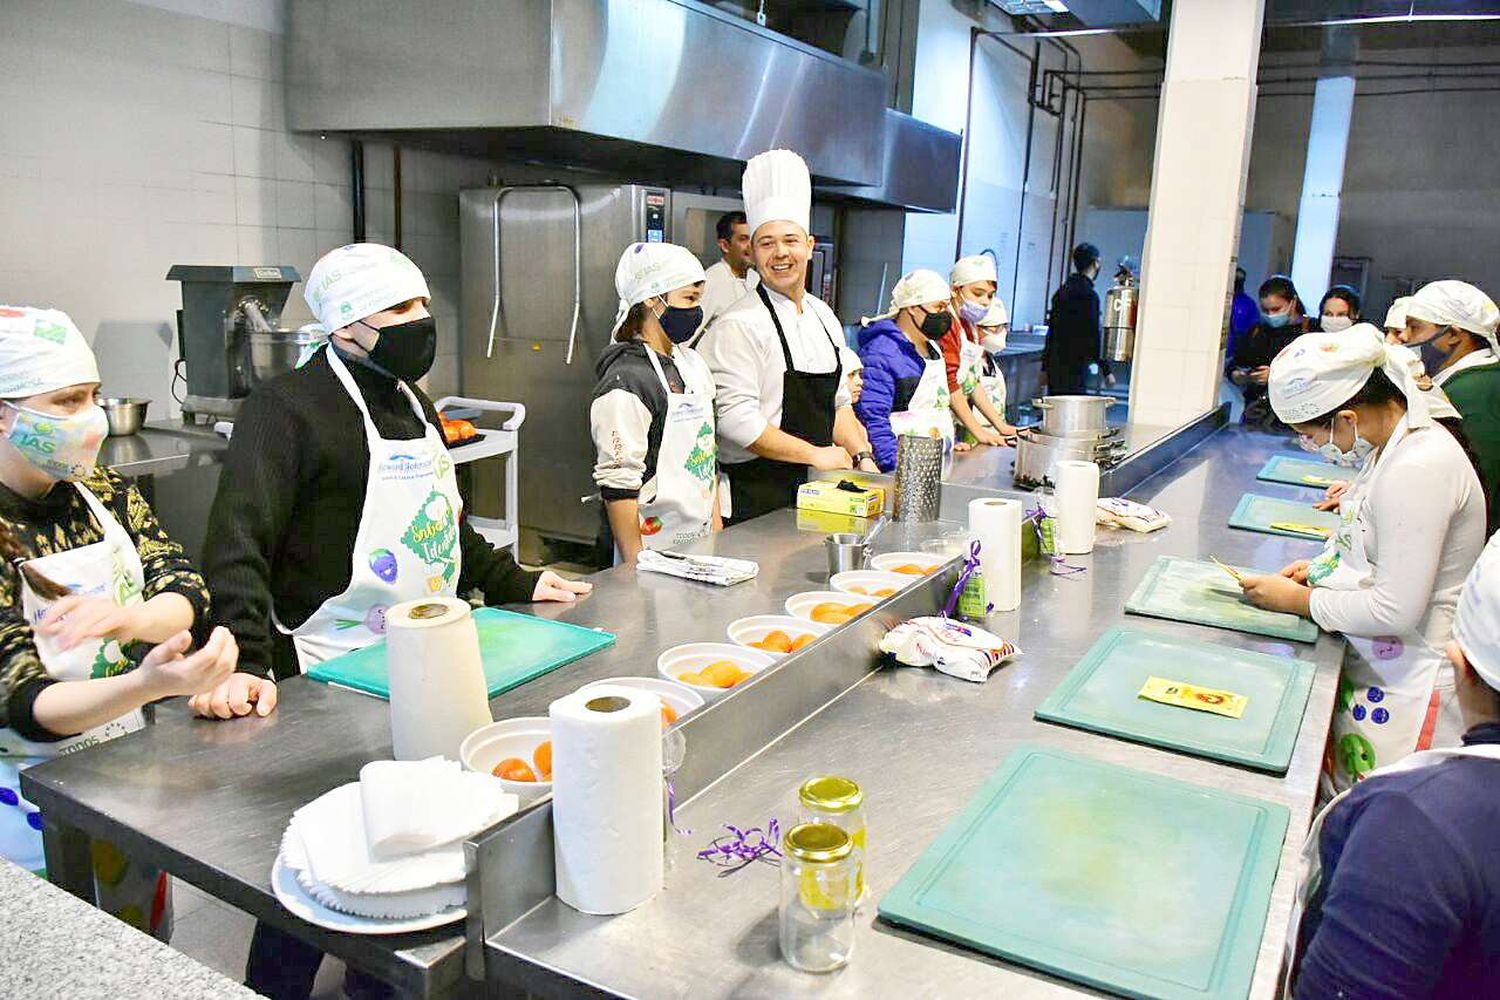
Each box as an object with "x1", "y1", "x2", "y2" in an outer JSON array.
[
  {"x1": 1405, "y1": 279, "x2": 1500, "y2": 352},
  {"x1": 862, "y1": 269, "x2": 953, "y2": 325},
  {"x1": 0, "y1": 305, "x2": 100, "y2": 398},
  {"x1": 611, "y1": 242, "x2": 706, "y2": 336},
  {"x1": 1268, "y1": 323, "x2": 1431, "y2": 428},
  {"x1": 743, "y1": 149, "x2": 811, "y2": 238},
  {"x1": 977, "y1": 300, "x2": 1010, "y2": 328},
  {"x1": 1383, "y1": 296, "x2": 1410, "y2": 332},
  {"x1": 950, "y1": 254, "x2": 998, "y2": 288},
  {"x1": 1454, "y1": 531, "x2": 1500, "y2": 690},
  {"x1": 304, "y1": 243, "x2": 430, "y2": 334}
]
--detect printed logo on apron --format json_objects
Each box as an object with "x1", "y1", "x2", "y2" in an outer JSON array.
[
  {"x1": 277, "y1": 348, "x2": 465, "y2": 670},
  {"x1": 634, "y1": 347, "x2": 718, "y2": 554}
]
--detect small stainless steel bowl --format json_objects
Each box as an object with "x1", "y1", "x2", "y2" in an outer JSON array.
[{"x1": 100, "y1": 397, "x2": 150, "y2": 436}]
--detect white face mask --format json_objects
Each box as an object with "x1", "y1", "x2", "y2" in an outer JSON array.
[
  {"x1": 4, "y1": 401, "x2": 108, "y2": 481},
  {"x1": 980, "y1": 332, "x2": 1007, "y2": 354},
  {"x1": 1303, "y1": 413, "x2": 1374, "y2": 468},
  {"x1": 1321, "y1": 314, "x2": 1355, "y2": 333}
]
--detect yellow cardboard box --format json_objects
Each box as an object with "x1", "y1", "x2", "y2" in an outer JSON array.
[{"x1": 796, "y1": 479, "x2": 885, "y2": 519}]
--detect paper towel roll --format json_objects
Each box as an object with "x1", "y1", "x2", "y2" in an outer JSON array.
[
  {"x1": 550, "y1": 684, "x2": 665, "y2": 915},
  {"x1": 969, "y1": 497, "x2": 1022, "y2": 613},
  {"x1": 385, "y1": 597, "x2": 493, "y2": 761},
  {"x1": 1054, "y1": 460, "x2": 1101, "y2": 555}
]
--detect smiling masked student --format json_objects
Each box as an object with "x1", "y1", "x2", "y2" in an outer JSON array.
[
  {"x1": 1238, "y1": 325, "x2": 1486, "y2": 794},
  {"x1": 0, "y1": 306, "x2": 255, "y2": 940},
  {"x1": 590, "y1": 242, "x2": 720, "y2": 564}
]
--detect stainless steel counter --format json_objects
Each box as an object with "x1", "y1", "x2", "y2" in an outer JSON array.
[
  {"x1": 23, "y1": 423, "x2": 1338, "y2": 999},
  {"x1": 481, "y1": 424, "x2": 1342, "y2": 999},
  {"x1": 98, "y1": 422, "x2": 228, "y2": 478}
]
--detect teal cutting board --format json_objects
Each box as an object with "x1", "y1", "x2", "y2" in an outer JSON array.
[
  {"x1": 1228, "y1": 493, "x2": 1339, "y2": 541},
  {"x1": 1035, "y1": 627, "x2": 1316, "y2": 773},
  {"x1": 878, "y1": 746, "x2": 1289, "y2": 1000},
  {"x1": 306, "y1": 607, "x2": 615, "y2": 699},
  {"x1": 1125, "y1": 555, "x2": 1320, "y2": 643},
  {"x1": 1255, "y1": 453, "x2": 1345, "y2": 489}
]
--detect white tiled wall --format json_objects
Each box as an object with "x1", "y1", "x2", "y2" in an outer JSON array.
[{"x1": 0, "y1": 0, "x2": 493, "y2": 414}]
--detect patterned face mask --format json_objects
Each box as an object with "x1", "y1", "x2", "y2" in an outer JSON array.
[{"x1": 3, "y1": 401, "x2": 108, "y2": 481}]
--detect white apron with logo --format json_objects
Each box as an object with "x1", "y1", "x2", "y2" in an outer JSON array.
[
  {"x1": 0, "y1": 483, "x2": 169, "y2": 937},
  {"x1": 1304, "y1": 420, "x2": 1446, "y2": 794},
  {"x1": 278, "y1": 348, "x2": 464, "y2": 671},
  {"x1": 1280, "y1": 742, "x2": 1500, "y2": 996},
  {"x1": 888, "y1": 349, "x2": 956, "y2": 456},
  {"x1": 632, "y1": 346, "x2": 718, "y2": 555},
  {"x1": 956, "y1": 324, "x2": 985, "y2": 399}
]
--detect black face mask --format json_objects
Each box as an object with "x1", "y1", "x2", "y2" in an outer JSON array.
[
  {"x1": 363, "y1": 315, "x2": 437, "y2": 382},
  {"x1": 1418, "y1": 328, "x2": 1451, "y2": 374},
  {"x1": 915, "y1": 307, "x2": 952, "y2": 340},
  {"x1": 655, "y1": 303, "x2": 704, "y2": 345}
]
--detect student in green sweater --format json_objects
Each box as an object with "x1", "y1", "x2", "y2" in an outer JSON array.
[{"x1": 1400, "y1": 279, "x2": 1500, "y2": 531}]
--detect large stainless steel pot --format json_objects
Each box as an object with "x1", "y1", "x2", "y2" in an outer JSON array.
[
  {"x1": 248, "y1": 328, "x2": 327, "y2": 383},
  {"x1": 1012, "y1": 429, "x2": 1126, "y2": 489},
  {"x1": 1031, "y1": 394, "x2": 1123, "y2": 437}
]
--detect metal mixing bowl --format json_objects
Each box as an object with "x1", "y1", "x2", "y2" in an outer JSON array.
[{"x1": 99, "y1": 397, "x2": 150, "y2": 436}]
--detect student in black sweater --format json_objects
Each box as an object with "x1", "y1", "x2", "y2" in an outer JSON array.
[
  {"x1": 202, "y1": 244, "x2": 589, "y2": 1000},
  {"x1": 204, "y1": 244, "x2": 589, "y2": 683}
]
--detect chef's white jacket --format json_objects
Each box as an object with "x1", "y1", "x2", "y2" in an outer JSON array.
[
  {"x1": 698, "y1": 259, "x2": 759, "y2": 333},
  {"x1": 696, "y1": 286, "x2": 852, "y2": 466}
]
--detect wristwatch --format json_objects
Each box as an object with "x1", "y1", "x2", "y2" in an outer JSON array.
[{"x1": 852, "y1": 451, "x2": 874, "y2": 467}]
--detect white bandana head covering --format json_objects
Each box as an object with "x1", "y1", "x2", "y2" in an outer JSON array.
[
  {"x1": 977, "y1": 300, "x2": 1010, "y2": 328},
  {"x1": 1454, "y1": 531, "x2": 1500, "y2": 690},
  {"x1": 1387, "y1": 341, "x2": 1460, "y2": 420},
  {"x1": 840, "y1": 345, "x2": 863, "y2": 375},
  {"x1": 949, "y1": 254, "x2": 998, "y2": 288},
  {"x1": 1268, "y1": 323, "x2": 1431, "y2": 428},
  {"x1": 0, "y1": 306, "x2": 100, "y2": 398},
  {"x1": 862, "y1": 269, "x2": 953, "y2": 325},
  {"x1": 304, "y1": 243, "x2": 430, "y2": 334},
  {"x1": 611, "y1": 242, "x2": 706, "y2": 335},
  {"x1": 1383, "y1": 296, "x2": 1410, "y2": 332},
  {"x1": 743, "y1": 149, "x2": 811, "y2": 238},
  {"x1": 1406, "y1": 280, "x2": 1500, "y2": 351}
]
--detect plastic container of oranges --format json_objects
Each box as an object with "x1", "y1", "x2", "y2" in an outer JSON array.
[
  {"x1": 726, "y1": 615, "x2": 832, "y2": 656},
  {"x1": 656, "y1": 643, "x2": 774, "y2": 702}
]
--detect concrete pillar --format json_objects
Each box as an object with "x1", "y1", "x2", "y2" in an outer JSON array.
[
  {"x1": 1290, "y1": 74, "x2": 1357, "y2": 312},
  {"x1": 1128, "y1": 0, "x2": 1266, "y2": 429}
]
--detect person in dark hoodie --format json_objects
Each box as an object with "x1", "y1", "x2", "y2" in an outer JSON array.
[
  {"x1": 590, "y1": 242, "x2": 718, "y2": 564},
  {"x1": 854, "y1": 269, "x2": 964, "y2": 472}
]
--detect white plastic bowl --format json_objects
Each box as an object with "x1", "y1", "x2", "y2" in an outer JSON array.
[
  {"x1": 829, "y1": 570, "x2": 911, "y2": 599},
  {"x1": 725, "y1": 615, "x2": 832, "y2": 657},
  {"x1": 459, "y1": 716, "x2": 551, "y2": 804},
  {"x1": 784, "y1": 590, "x2": 878, "y2": 624},
  {"x1": 656, "y1": 643, "x2": 774, "y2": 702},
  {"x1": 576, "y1": 675, "x2": 705, "y2": 726},
  {"x1": 870, "y1": 551, "x2": 944, "y2": 576}
]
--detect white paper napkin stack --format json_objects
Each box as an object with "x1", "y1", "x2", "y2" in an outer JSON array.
[{"x1": 278, "y1": 758, "x2": 518, "y2": 920}]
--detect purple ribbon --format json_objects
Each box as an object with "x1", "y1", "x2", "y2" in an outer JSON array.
[
  {"x1": 696, "y1": 819, "x2": 783, "y2": 877},
  {"x1": 943, "y1": 539, "x2": 990, "y2": 618},
  {"x1": 667, "y1": 780, "x2": 691, "y2": 836}
]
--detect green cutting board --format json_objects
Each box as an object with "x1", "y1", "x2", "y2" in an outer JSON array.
[
  {"x1": 1035, "y1": 627, "x2": 1316, "y2": 773},
  {"x1": 1228, "y1": 493, "x2": 1339, "y2": 541},
  {"x1": 1255, "y1": 453, "x2": 1345, "y2": 489},
  {"x1": 306, "y1": 607, "x2": 615, "y2": 699},
  {"x1": 1125, "y1": 555, "x2": 1320, "y2": 643},
  {"x1": 879, "y1": 746, "x2": 1289, "y2": 1000}
]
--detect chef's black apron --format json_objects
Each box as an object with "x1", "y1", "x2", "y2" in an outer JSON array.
[{"x1": 724, "y1": 286, "x2": 843, "y2": 524}]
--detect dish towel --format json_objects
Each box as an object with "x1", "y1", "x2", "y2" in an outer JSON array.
[{"x1": 637, "y1": 550, "x2": 759, "y2": 586}]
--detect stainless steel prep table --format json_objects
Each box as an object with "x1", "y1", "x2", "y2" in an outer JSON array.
[
  {"x1": 480, "y1": 423, "x2": 1343, "y2": 999},
  {"x1": 24, "y1": 423, "x2": 1340, "y2": 999},
  {"x1": 99, "y1": 421, "x2": 228, "y2": 564}
]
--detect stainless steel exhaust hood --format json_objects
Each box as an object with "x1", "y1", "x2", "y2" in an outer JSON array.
[{"x1": 286, "y1": 0, "x2": 960, "y2": 211}]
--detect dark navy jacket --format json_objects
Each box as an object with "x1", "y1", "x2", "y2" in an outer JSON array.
[{"x1": 854, "y1": 318, "x2": 943, "y2": 472}]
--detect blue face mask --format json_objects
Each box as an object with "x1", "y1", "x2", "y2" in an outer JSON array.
[
  {"x1": 1417, "y1": 325, "x2": 1452, "y2": 374},
  {"x1": 1261, "y1": 310, "x2": 1292, "y2": 329},
  {"x1": 653, "y1": 303, "x2": 703, "y2": 345},
  {"x1": 958, "y1": 300, "x2": 988, "y2": 324}
]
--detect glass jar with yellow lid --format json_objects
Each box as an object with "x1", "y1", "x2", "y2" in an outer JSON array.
[
  {"x1": 779, "y1": 822, "x2": 858, "y2": 972},
  {"x1": 798, "y1": 775, "x2": 867, "y2": 901}
]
